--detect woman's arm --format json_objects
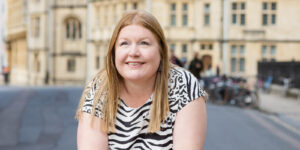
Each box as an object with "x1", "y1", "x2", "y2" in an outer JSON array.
[
  {"x1": 173, "y1": 97, "x2": 207, "y2": 150},
  {"x1": 77, "y1": 113, "x2": 108, "y2": 150}
]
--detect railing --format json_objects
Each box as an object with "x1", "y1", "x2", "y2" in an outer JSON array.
[{"x1": 257, "y1": 61, "x2": 300, "y2": 88}]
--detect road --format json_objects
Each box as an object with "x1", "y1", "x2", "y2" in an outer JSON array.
[{"x1": 0, "y1": 86, "x2": 299, "y2": 150}]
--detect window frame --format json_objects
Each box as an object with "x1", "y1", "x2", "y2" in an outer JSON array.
[
  {"x1": 170, "y1": 3, "x2": 177, "y2": 26},
  {"x1": 65, "y1": 18, "x2": 82, "y2": 40},
  {"x1": 182, "y1": 3, "x2": 188, "y2": 26},
  {"x1": 182, "y1": 44, "x2": 187, "y2": 53},
  {"x1": 262, "y1": 2, "x2": 277, "y2": 26},
  {"x1": 204, "y1": 3, "x2": 210, "y2": 26},
  {"x1": 67, "y1": 58, "x2": 76, "y2": 72}
]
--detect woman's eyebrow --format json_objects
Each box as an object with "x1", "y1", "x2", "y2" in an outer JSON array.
[{"x1": 117, "y1": 37, "x2": 151, "y2": 41}]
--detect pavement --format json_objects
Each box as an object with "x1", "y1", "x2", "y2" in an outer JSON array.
[
  {"x1": 258, "y1": 89, "x2": 300, "y2": 136},
  {"x1": 0, "y1": 86, "x2": 81, "y2": 150},
  {"x1": 0, "y1": 83, "x2": 300, "y2": 149}
]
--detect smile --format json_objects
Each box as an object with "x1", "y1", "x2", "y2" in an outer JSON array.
[
  {"x1": 126, "y1": 62, "x2": 145, "y2": 67},
  {"x1": 127, "y1": 62, "x2": 144, "y2": 65}
]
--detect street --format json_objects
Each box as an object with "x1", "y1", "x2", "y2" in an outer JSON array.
[{"x1": 0, "y1": 87, "x2": 299, "y2": 150}]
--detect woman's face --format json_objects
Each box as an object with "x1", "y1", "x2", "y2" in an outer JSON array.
[{"x1": 115, "y1": 24, "x2": 161, "y2": 83}]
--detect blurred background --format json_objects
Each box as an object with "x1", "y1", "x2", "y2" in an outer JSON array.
[{"x1": 0, "y1": 0, "x2": 299, "y2": 150}]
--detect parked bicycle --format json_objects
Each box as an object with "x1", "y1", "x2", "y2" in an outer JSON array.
[{"x1": 205, "y1": 75, "x2": 260, "y2": 109}]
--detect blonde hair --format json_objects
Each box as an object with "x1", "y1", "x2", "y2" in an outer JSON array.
[{"x1": 76, "y1": 10, "x2": 170, "y2": 133}]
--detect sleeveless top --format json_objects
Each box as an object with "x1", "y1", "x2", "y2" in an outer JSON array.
[{"x1": 82, "y1": 66, "x2": 206, "y2": 150}]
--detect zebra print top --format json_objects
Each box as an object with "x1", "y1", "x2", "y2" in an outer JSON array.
[{"x1": 82, "y1": 66, "x2": 206, "y2": 150}]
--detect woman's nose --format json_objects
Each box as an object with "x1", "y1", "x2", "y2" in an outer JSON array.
[{"x1": 128, "y1": 44, "x2": 140, "y2": 56}]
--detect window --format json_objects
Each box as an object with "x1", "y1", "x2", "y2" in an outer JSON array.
[
  {"x1": 240, "y1": 45, "x2": 245, "y2": 55},
  {"x1": 261, "y1": 45, "x2": 267, "y2": 56},
  {"x1": 72, "y1": 22, "x2": 77, "y2": 39},
  {"x1": 182, "y1": 3, "x2": 188, "y2": 26},
  {"x1": 170, "y1": 44, "x2": 176, "y2": 51},
  {"x1": 262, "y1": 2, "x2": 276, "y2": 26},
  {"x1": 201, "y1": 44, "x2": 205, "y2": 50},
  {"x1": 204, "y1": 15, "x2": 210, "y2": 26},
  {"x1": 65, "y1": 18, "x2": 82, "y2": 40},
  {"x1": 232, "y1": 14, "x2": 237, "y2": 24},
  {"x1": 133, "y1": 2, "x2": 138, "y2": 10},
  {"x1": 204, "y1": 4, "x2": 210, "y2": 26},
  {"x1": 34, "y1": 53, "x2": 40, "y2": 72},
  {"x1": 232, "y1": 2, "x2": 246, "y2": 25},
  {"x1": 182, "y1": 44, "x2": 187, "y2": 53},
  {"x1": 78, "y1": 22, "x2": 82, "y2": 38},
  {"x1": 183, "y1": 3, "x2": 188, "y2": 11},
  {"x1": 270, "y1": 45, "x2": 276, "y2": 56},
  {"x1": 261, "y1": 45, "x2": 276, "y2": 61},
  {"x1": 171, "y1": 3, "x2": 176, "y2": 11},
  {"x1": 209, "y1": 44, "x2": 213, "y2": 50},
  {"x1": 232, "y1": 3, "x2": 237, "y2": 10},
  {"x1": 231, "y1": 58, "x2": 236, "y2": 72},
  {"x1": 67, "y1": 59, "x2": 76, "y2": 72},
  {"x1": 241, "y1": 2, "x2": 246, "y2": 10},
  {"x1": 231, "y1": 44, "x2": 246, "y2": 72},
  {"x1": 239, "y1": 58, "x2": 245, "y2": 72},
  {"x1": 66, "y1": 22, "x2": 70, "y2": 38},
  {"x1": 96, "y1": 56, "x2": 100, "y2": 69},
  {"x1": 171, "y1": 15, "x2": 176, "y2": 26},
  {"x1": 271, "y1": 14, "x2": 276, "y2": 24},
  {"x1": 263, "y1": 14, "x2": 268, "y2": 25},
  {"x1": 240, "y1": 14, "x2": 245, "y2": 25},
  {"x1": 182, "y1": 15, "x2": 188, "y2": 26},
  {"x1": 200, "y1": 43, "x2": 213, "y2": 50},
  {"x1": 170, "y1": 3, "x2": 176, "y2": 26},
  {"x1": 31, "y1": 17, "x2": 40, "y2": 37},
  {"x1": 263, "y1": 2, "x2": 268, "y2": 10},
  {"x1": 124, "y1": 3, "x2": 127, "y2": 11},
  {"x1": 271, "y1": 2, "x2": 276, "y2": 10},
  {"x1": 205, "y1": 4, "x2": 210, "y2": 12},
  {"x1": 231, "y1": 45, "x2": 237, "y2": 55}
]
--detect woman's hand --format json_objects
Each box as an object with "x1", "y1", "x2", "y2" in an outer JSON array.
[
  {"x1": 77, "y1": 113, "x2": 108, "y2": 150},
  {"x1": 173, "y1": 97, "x2": 207, "y2": 150}
]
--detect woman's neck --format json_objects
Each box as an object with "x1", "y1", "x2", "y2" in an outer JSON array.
[{"x1": 120, "y1": 77, "x2": 156, "y2": 108}]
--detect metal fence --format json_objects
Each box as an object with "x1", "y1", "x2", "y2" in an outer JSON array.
[{"x1": 257, "y1": 61, "x2": 300, "y2": 89}]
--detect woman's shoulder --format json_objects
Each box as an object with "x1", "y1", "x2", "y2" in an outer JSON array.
[
  {"x1": 168, "y1": 66, "x2": 206, "y2": 113},
  {"x1": 169, "y1": 65, "x2": 197, "y2": 82},
  {"x1": 84, "y1": 73, "x2": 104, "y2": 98},
  {"x1": 81, "y1": 70, "x2": 107, "y2": 117}
]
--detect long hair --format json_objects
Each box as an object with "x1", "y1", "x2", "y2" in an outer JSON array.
[{"x1": 76, "y1": 10, "x2": 170, "y2": 133}]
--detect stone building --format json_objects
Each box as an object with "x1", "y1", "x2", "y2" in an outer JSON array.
[
  {"x1": 5, "y1": 0, "x2": 300, "y2": 85},
  {"x1": 87, "y1": 0, "x2": 300, "y2": 83},
  {"x1": 0, "y1": 0, "x2": 8, "y2": 78},
  {"x1": 26, "y1": 0, "x2": 87, "y2": 85},
  {"x1": 5, "y1": 0, "x2": 28, "y2": 85}
]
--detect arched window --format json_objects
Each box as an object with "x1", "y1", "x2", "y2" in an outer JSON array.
[{"x1": 65, "y1": 18, "x2": 82, "y2": 40}]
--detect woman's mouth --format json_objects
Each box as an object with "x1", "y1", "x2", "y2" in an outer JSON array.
[
  {"x1": 127, "y1": 62, "x2": 144, "y2": 65},
  {"x1": 126, "y1": 62, "x2": 145, "y2": 68}
]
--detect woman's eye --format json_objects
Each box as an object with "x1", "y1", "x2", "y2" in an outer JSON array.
[
  {"x1": 140, "y1": 41, "x2": 149, "y2": 45},
  {"x1": 120, "y1": 41, "x2": 128, "y2": 46}
]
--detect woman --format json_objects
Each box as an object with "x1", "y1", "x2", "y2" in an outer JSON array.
[{"x1": 76, "y1": 10, "x2": 207, "y2": 150}]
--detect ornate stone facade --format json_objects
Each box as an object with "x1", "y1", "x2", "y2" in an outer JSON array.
[{"x1": 5, "y1": 0, "x2": 300, "y2": 85}]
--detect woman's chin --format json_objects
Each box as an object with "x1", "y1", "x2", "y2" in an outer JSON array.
[{"x1": 122, "y1": 75, "x2": 145, "y2": 82}]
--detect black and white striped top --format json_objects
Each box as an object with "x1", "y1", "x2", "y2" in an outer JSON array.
[{"x1": 82, "y1": 66, "x2": 206, "y2": 150}]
